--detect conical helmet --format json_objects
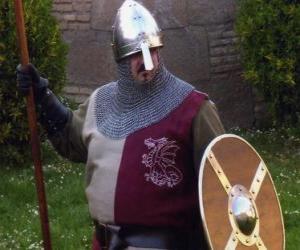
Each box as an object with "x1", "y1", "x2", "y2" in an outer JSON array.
[{"x1": 112, "y1": 0, "x2": 163, "y2": 70}]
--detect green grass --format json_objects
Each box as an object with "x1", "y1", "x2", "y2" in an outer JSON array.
[
  {"x1": 0, "y1": 142, "x2": 92, "y2": 249},
  {"x1": 0, "y1": 128, "x2": 299, "y2": 249}
]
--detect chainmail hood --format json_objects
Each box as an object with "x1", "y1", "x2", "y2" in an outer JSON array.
[{"x1": 94, "y1": 58, "x2": 194, "y2": 139}]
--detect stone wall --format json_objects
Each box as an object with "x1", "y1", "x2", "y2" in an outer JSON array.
[{"x1": 52, "y1": 0, "x2": 255, "y2": 129}]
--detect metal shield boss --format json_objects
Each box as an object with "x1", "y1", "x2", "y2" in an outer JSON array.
[
  {"x1": 198, "y1": 134, "x2": 285, "y2": 250},
  {"x1": 111, "y1": 0, "x2": 163, "y2": 70}
]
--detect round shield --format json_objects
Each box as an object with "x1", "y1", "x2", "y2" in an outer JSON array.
[{"x1": 198, "y1": 134, "x2": 285, "y2": 250}]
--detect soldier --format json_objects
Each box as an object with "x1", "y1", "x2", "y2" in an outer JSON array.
[{"x1": 17, "y1": 0, "x2": 224, "y2": 249}]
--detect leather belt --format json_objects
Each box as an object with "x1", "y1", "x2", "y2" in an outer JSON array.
[
  {"x1": 95, "y1": 222, "x2": 111, "y2": 250},
  {"x1": 94, "y1": 223, "x2": 199, "y2": 249}
]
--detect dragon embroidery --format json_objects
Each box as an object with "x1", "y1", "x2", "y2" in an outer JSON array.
[{"x1": 142, "y1": 137, "x2": 183, "y2": 188}]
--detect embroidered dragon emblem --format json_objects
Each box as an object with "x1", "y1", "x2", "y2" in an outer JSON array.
[{"x1": 142, "y1": 137, "x2": 183, "y2": 188}]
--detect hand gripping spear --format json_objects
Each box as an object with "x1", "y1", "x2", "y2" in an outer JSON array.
[{"x1": 14, "y1": 1, "x2": 52, "y2": 249}]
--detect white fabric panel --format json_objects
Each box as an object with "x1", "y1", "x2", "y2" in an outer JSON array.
[{"x1": 83, "y1": 89, "x2": 125, "y2": 223}]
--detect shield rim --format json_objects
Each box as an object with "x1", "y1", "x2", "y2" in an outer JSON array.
[{"x1": 198, "y1": 133, "x2": 285, "y2": 249}]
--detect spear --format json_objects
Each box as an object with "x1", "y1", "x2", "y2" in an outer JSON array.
[{"x1": 14, "y1": 0, "x2": 52, "y2": 249}]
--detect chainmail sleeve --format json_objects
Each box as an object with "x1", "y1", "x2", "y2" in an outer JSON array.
[
  {"x1": 48, "y1": 98, "x2": 89, "y2": 163},
  {"x1": 192, "y1": 100, "x2": 225, "y2": 173}
]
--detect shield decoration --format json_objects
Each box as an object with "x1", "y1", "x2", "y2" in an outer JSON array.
[{"x1": 198, "y1": 134, "x2": 285, "y2": 250}]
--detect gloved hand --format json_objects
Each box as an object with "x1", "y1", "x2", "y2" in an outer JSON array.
[
  {"x1": 16, "y1": 63, "x2": 48, "y2": 102},
  {"x1": 16, "y1": 63, "x2": 70, "y2": 136}
]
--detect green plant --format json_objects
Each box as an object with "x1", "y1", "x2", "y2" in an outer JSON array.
[
  {"x1": 235, "y1": 0, "x2": 300, "y2": 125},
  {"x1": 0, "y1": 0, "x2": 68, "y2": 166}
]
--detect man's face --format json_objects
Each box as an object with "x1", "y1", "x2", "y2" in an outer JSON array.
[{"x1": 130, "y1": 49, "x2": 159, "y2": 84}]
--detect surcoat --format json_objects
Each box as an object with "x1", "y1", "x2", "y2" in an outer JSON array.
[{"x1": 49, "y1": 63, "x2": 225, "y2": 248}]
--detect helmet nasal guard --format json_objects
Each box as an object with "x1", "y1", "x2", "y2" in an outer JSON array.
[{"x1": 112, "y1": 0, "x2": 163, "y2": 70}]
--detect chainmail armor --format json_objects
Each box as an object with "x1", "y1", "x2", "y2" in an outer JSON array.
[{"x1": 94, "y1": 60, "x2": 194, "y2": 139}]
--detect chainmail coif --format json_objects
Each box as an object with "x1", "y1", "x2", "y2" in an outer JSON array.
[{"x1": 94, "y1": 57, "x2": 194, "y2": 139}]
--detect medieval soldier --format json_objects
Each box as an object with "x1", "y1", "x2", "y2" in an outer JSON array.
[{"x1": 17, "y1": 0, "x2": 224, "y2": 249}]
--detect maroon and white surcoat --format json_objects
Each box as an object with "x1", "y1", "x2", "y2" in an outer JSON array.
[{"x1": 83, "y1": 90, "x2": 206, "y2": 229}]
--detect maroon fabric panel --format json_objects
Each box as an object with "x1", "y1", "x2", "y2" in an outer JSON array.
[{"x1": 115, "y1": 91, "x2": 206, "y2": 229}]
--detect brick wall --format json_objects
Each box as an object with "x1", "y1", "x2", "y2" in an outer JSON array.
[{"x1": 53, "y1": 0, "x2": 92, "y2": 31}]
